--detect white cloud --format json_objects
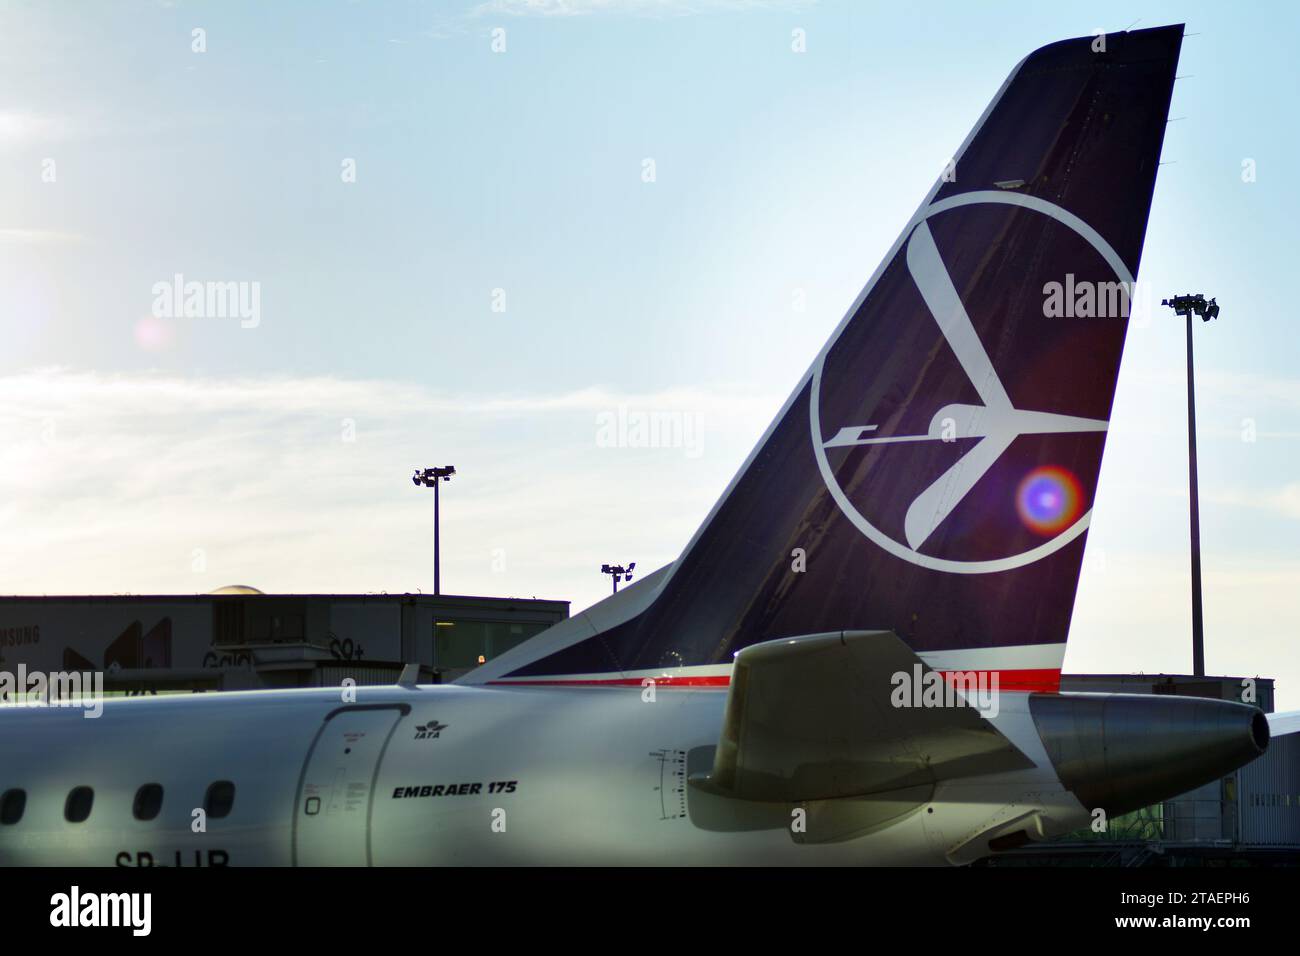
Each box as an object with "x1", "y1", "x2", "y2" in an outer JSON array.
[
  {"x1": 0, "y1": 368, "x2": 777, "y2": 613},
  {"x1": 1130, "y1": 367, "x2": 1300, "y2": 426},
  {"x1": 1271, "y1": 484, "x2": 1300, "y2": 519},
  {"x1": 0, "y1": 110, "x2": 70, "y2": 145},
  {"x1": 0, "y1": 229, "x2": 85, "y2": 245},
  {"x1": 1205, "y1": 482, "x2": 1300, "y2": 520}
]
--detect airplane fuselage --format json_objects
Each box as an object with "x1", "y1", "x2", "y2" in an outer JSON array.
[{"x1": 0, "y1": 685, "x2": 1086, "y2": 866}]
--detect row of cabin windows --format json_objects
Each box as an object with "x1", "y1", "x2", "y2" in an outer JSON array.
[{"x1": 0, "y1": 781, "x2": 235, "y2": 826}]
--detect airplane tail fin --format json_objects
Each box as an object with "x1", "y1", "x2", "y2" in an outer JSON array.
[{"x1": 467, "y1": 25, "x2": 1183, "y2": 689}]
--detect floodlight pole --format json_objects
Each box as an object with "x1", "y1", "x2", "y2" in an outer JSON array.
[
  {"x1": 1184, "y1": 312, "x2": 1205, "y2": 677},
  {"x1": 601, "y1": 563, "x2": 635, "y2": 594},
  {"x1": 1163, "y1": 293, "x2": 1218, "y2": 678},
  {"x1": 413, "y1": 466, "x2": 456, "y2": 596},
  {"x1": 434, "y1": 476, "x2": 442, "y2": 597}
]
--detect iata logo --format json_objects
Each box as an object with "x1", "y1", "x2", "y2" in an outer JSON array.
[
  {"x1": 414, "y1": 720, "x2": 447, "y2": 740},
  {"x1": 810, "y1": 191, "x2": 1135, "y2": 575}
]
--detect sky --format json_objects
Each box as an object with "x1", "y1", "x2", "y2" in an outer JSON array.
[{"x1": 2, "y1": 0, "x2": 1298, "y2": 705}]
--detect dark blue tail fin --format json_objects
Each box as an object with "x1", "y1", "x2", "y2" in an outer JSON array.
[{"x1": 470, "y1": 25, "x2": 1183, "y2": 690}]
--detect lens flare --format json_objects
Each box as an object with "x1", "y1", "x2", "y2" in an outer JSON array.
[
  {"x1": 1015, "y1": 465, "x2": 1083, "y2": 536},
  {"x1": 134, "y1": 315, "x2": 175, "y2": 352}
]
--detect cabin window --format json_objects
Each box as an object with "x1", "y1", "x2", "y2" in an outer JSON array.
[
  {"x1": 133, "y1": 783, "x2": 164, "y2": 822},
  {"x1": 205, "y1": 780, "x2": 236, "y2": 819},
  {"x1": 0, "y1": 789, "x2": 25, "y2": 825},
  {"x1": 65, "y1": 786, "x2": 94, "y2": 823}
]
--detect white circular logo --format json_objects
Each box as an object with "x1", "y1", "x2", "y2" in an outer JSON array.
[{"x1": 809, "y1": 191, "x2": 1135, "y2": 575}]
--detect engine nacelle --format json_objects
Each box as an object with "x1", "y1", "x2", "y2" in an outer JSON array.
[{"x1": 1028, "y1": 692, "x2": 1269, "y2": 816}]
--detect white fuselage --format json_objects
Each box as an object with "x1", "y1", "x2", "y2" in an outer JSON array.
[{"x1": 0, "y1": 684, "x2": 1088, "y2": 865}]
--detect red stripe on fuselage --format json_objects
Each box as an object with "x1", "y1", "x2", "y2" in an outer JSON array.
[
  {"x1": 938, "y1": 668, "x2": 1061, "y2": 694},
  {"x1": 487, "y1": 668, "x2": 1060, "y2": 693},
  {"x1": 487, "y1": 675, "x2": 731, "y2": 688}
]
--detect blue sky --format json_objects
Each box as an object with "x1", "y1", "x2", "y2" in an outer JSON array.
[{"x1": 2, "y1": 1, "x2": 1299, "y2": 704}]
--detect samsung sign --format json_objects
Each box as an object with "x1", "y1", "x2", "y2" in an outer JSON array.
[{"x1": 0, "y1": 624, "x2": 40, "y2": 648}]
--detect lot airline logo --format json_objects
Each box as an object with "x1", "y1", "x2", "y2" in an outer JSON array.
[{"x1": 810, "y1": 192, "x2": 1135, "y2": 575}]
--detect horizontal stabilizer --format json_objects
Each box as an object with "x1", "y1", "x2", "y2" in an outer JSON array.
[{"x1": 689, "y1": 630, "x2": 1032, "y2": 803}]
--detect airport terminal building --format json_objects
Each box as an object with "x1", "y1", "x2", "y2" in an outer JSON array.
[{"x1": 0, "y1": 588, "x2": 569, "y2": 693}]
